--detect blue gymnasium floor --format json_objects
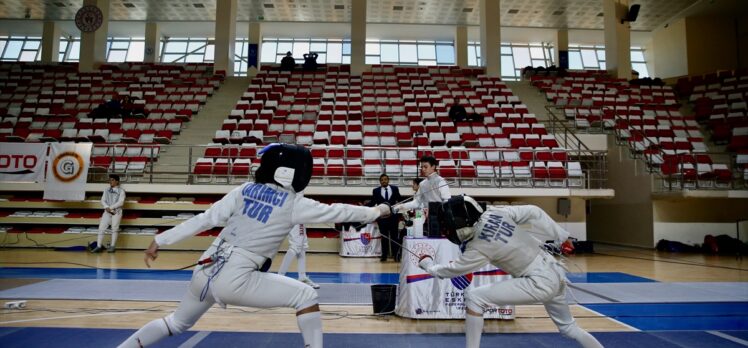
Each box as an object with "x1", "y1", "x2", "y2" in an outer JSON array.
[
  {"x1": 2, "y1": 268, "x2": 748, "y2": 345},
  {"x1": 2, "y1": 328, "x2": 748, "y2": 348},
  {"x1": 0, "y1": 267, "x2": 653, "y2": 284}
]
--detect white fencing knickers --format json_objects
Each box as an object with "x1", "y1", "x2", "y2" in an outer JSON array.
[
  {"x1": 286, "y1": 226, "x2": 309, "y2": 255},
  {"x1": 464, "y1": 253, "x2": 603, "y2": 348},
  {"x1": 97, "y1": 210, "x2": 122, "y2": 247},
  {"x1": 118, "y1": 240, "x2": 320, "y2": 348}
]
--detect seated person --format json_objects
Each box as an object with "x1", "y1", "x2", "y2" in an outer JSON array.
[
  {"x1": 467, "y1": 112, "x2": 484, "y2": 123},
  {"x1": 303, "y1": 52, "x2": 319, "y2": 71},
  {"x1": 448, "y1": 103, "x2": 467, "y2": 122},
  {"x1": 280, "y1": 51, "x2": 296, "y2": 71},
  {"x1": 120, "y1": 95, "x2": 135, "y2": 118},
  {"x1": 90, "y1": 98, "x2": 122, "y2": 119}
]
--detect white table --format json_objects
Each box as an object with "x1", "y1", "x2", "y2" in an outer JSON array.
[{"x1": 395, "y1": 236, "x2": 515, "y2": 319}]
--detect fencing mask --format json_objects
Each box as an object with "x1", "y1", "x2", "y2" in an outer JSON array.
[
  {"x1": 255, "y1": 143, "x2": 313, "y2": 193},
  {"x1": 440, "y1": 195, "x2": 484, "y2": 245}
]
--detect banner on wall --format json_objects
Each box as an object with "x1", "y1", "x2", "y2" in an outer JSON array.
[
  {"x1": 339, "y1": 223, "x2": 382, "y2": 257},
  {"x1": 43, "y1": 143, "x2": 92, "y2": 201},
  {"x1": 0, "y1": 143, "x2": 47, "y2": 183},
  {"x1": 247, "y1": 44, "x2": 259, "y2": 69}
]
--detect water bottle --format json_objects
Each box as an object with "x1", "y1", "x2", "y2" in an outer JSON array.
[{"x1": 413, "y1": 209, "x2": 424, "y2": 238}]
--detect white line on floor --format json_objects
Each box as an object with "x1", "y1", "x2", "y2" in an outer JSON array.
[
  {"x1": 178, "y1": 331, "x2": 211, "y2": 348},
  {"x1": 707, "y1": 331, "x2": 748, "y2": 346},
  {"x1": 577, "y1": 305, "x2": 640, "y2": 332},
  {"x1": 0, "y1": 310, "x2": 147, "y2": 325}
]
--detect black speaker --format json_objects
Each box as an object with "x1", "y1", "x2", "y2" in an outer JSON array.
[
  {"x1": 557, "y1": 198, "x2": 571, "y2": 216},
  {"x1": 621, "y1": 4, "x2": 641, "y2": 24}
]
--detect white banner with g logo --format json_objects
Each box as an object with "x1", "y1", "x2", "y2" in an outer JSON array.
[{"x1": 44, "y1": 143, "x2": 92, "y2": 201}]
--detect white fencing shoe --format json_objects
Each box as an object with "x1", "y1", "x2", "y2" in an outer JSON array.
[{"x1": 300, "y1": 277, "x2": 320, "y2": 289}]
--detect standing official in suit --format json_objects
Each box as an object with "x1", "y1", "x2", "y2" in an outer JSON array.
[{"x1": 372, "y1": 174, "x2": 402, "y2": 261}]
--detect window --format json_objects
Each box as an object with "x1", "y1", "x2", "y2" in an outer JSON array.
[
  {"x1": 326, "y1": 43, "x2": 342, "y2": 63},
  {"x1": 106, "y1": 38, "x2": 144, "y2": 63},
  {"x1": 580, "y1": 48, "x2": 598, "y2": 68},
  {"x1": 435, "y1": 45, "x2": 454, "y2": 64},
  {"x1": 362, "y1": 40, "x2": 455, "y2": 66},
  {"x1": 567, "y1": 44, "x2": 649, "y2": 77},
  {"x1": 380, "y1": 43, "x2": 399, "y2": 62},
  {"x1": 57, "y1": 38, "x2": 68, "y2": 62},
  {"x1": 0, "y1": 36, "x2": 42, "y2": 62},
  {"x1": 631, "y1": 47, "x2": 649, "y2": 78},
  {"x1": 418, "y1": 44, "x2": 435, "y2": 60},
  {"x1": 399, "y1": 44, "x2": 418, "y2": 63},
  {"x1": 261, "y1": 38, "x2": 352, "y2": 67},
  {"x1": 161, "y1": 38, "x2": 212, "y2": 63},
  {"x1": 467, "y1": 42, "x2": 555, "y2": 80},
  {"x1": 260, "y1": 42, "x2": 277, "y2": 63},
  {"x1": 127, "y1": 41, "x2": 144, "y2": 62},
  {"x1": 67, "y1": 41, "x2": 80, "y2": 61}
]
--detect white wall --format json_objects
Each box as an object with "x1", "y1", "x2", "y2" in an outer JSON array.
[
  {"x1": 1, "y1": 19, "x2": 655, "y2": 46},
  {"x1": 650, "y1": 18, "x2": 688, "y2": 78},
  {"x1": 0, "y1": 20, "x2": 43, "y2": 36}
]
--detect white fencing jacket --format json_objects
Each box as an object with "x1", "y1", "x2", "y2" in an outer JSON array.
[
  {"x1": 101, "y1": 186, "x2": 125, "y2": 215},
  {"x1": 399, "y1": 172, "x2": 451, "y2": 211},
  {"x1": 422, "y1": 205, "x2": 570, "y2": 278},
  {"x1": 155, "y1": 182, "x2": 381, "y2": 258}
]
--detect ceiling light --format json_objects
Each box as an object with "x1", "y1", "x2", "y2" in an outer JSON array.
[
  {"x1": 123, "y1": 3, "x2": 135, "y2": 8},
  {"x1": 264, "y1": 3, "x2": 274, "y2": 9},
  {"x1": 463, "y1": 8, "x2": 473, "y2": 13},
  {"x1": 508, "y1": 9, "x2": 519, "y2": 14},
  {"x1": 193, "y1": 3, "x2": 205, "y2": 8},
  {"x1": 552, "y1": 10, "x2": 564, "y2": 15},
  {"x1": 334, "y1": 4, "x2": 344, "y2": 10},
  {"x1": 393, "y1": 6, "x2": 403, "y2": 11}
]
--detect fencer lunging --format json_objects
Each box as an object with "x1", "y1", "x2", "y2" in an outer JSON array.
[
  {"x1": 418, "y1": 196, "x2": 603, "y2": 348},
  {"x1": 118, "y1": 144, "x2": 391, "y2": 348},
  {"x1": 278, "y1": 223, "x2": 319, "y2": 289}
]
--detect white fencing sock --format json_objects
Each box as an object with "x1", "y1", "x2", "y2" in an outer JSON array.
[
  {"x1": 296, "y1": 311, "x2": 323, "y2": 348},
  {"x1": 117, "y1": 318, "x2": 170, "y2": 348},
  {"x1": 565, "y1": 326, "x2": 604, "y2": 348},
  {"x1": 465, "y1": 313, "x2": 484, "y2": 348},
  {"x1": 278, "y1": 250, "x2": 297, "y2": 276},
  {"x1": 111, "y1": 231, "x2": 119, "y2": 247},
  {"x1": 297, "y1": 250, "x2": 307, "y2": 279},
  {"x1": 96, "y1": 231, "x2": 105, "y2": 248}
]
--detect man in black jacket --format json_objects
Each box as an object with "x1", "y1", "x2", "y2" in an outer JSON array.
[
  {"x1": 372, "y1": 174, "x2": 402, "y2": 261},
  {"x1": 280, "y1": 51, "x2": 296, "y2": 71}
]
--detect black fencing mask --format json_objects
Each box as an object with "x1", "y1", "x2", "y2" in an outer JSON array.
[
  {"x1": 440, "y1": 195, "x2": 484, "y2": 245},
  {"x1": 255, "y1": 143, "x2": 312, "y2": 192}
]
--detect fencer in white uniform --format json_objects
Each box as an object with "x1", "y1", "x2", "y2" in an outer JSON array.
[
  {"x1": 278, "y1": 223, "x2": 319, "y2": 289},
  {"x1": 92, "y1": 174, "x2": 125, "y2": 253},
  {"x1": 418, "y1": 196, "x2": 603, "y2": 348},
  {"x1": 394, "y1": 156, "x2": 451, "y2": 212},
  {"x1": 118, "y1": 144, "x2": 391, "y2": 348}
]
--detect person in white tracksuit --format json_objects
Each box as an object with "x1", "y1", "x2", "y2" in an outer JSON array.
[
  {"x1": 92, "y1": 174, "x2": 125, "y2": 253},
  {"x1": 118, "y1": 144, "x2": 391, "y2": 348},
  {"x1": 418, "y1": 196, "x2": 603, "y2": 348},
  {"x1": 278, "y1": 223, "x2": 319, "y2": 289}
]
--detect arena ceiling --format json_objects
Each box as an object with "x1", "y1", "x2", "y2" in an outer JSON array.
[{"x1": 0, "y1": 0, "x2": 736, "y2": 32}]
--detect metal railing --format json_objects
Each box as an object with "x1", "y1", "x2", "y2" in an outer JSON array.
[
  {"x1": 86, "y1": 144, "x2": 610, "y2": 190},
  {"x1": 545, "y1": 103, "x2": 747, "y2": 191}
]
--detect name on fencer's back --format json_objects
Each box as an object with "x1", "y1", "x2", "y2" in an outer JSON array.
[
  {"x1": 241, "y1": 183, "x2": 290, "y2": 224},
  {"x1": 478, "y1": 214, "x2": 515, "y2": 243}
]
